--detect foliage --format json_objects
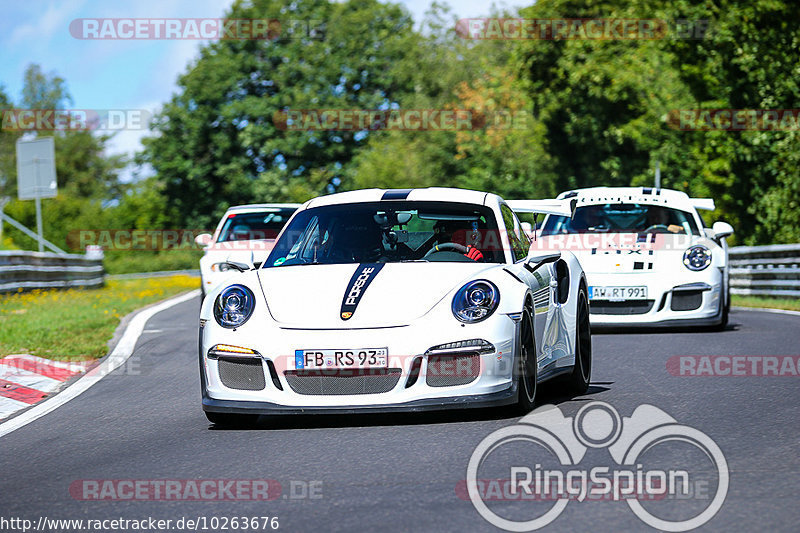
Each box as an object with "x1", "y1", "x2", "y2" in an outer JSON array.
[
  {"x1": 3, "y1": 0, "x2": 799, "y2": 259},
  {"x1": 141, "y1": 0, "x2": 423, "y2": 228}
]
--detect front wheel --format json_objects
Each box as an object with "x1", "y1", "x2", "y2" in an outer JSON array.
[
  {"x1": 514, "y1": 308, "x2": 537, "y2": 414},
  {"x1": 565, "y1": 285, "x2": 591, "y2": 394}
]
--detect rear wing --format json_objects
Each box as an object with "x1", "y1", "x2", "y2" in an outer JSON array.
[
  {"x1": 691, "y1": 198, "x2": 715, "y2": 211},
  {"x1": 506, "y1": 199, "x2": 574, "y2": 218}
]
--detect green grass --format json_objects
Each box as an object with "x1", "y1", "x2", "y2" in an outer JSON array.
[
  {"x1": 732, "y1": 295, "x2": 800, "y2": 312},
  {"x1": 0, "y1": 275, "x2": 200, "y2": 361}
]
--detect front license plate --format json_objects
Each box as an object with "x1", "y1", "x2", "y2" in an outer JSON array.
[
  {"x1": 589, "y1": 286, "x2": 648, "y2": 301},
  {"x1": 294, "y1": 348, "x2": 388, "y2": 370}
]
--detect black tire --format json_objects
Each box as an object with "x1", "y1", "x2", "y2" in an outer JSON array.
[
  {"x1": 204, "y1": 411, "x2": 259, "y2": 427},
  {"x1": 514, "y1": 308, "x2": 537, "y2": 414},
  {"x1": 566, "y1": 284, "x2": 592, "y2": 395},
  {"x1": 718, "y1": 283, "x2": 730, "y2": 330}
]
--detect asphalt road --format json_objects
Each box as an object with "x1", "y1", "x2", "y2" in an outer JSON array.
[{"x1": 1, "y1": 297, "x2": 798, "y2": 532}]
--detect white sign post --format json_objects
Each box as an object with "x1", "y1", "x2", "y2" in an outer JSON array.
[{"x1": 16, "y1": 137, "x2": 58, "y2": 253}]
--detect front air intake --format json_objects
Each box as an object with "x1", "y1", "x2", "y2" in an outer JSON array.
[
  {"x1": 218, "y1": 357, "x2": 266, "y2": 390},
  {"x1": 671, "y1": 290, "x2": 703, "y2": 311},
  {"x1": 426, "y1": 353, "x2": 480, "y2": 387},
  {"x1": 284, "y1": 369, "x2": 402, "y2": 395}
]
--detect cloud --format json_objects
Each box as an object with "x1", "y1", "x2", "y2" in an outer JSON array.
[{"x1": 8, "y1": 0, "x2": 87, "y2": 48}]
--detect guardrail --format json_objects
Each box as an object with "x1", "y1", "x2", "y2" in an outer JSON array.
[
  {"x1": 729, "y1": 243, "x2": 800, "y2": 298},
  {"x1": 0, "y1": 250, "x2": 104, "y2": 293}
]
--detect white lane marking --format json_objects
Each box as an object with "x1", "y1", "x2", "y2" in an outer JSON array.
[
  {"x1": 732, "y1": 306, "x2": 800, "y2": 317},
  {"x1": 0, "y1": 289, "x2": 200, "y2": 438},
  {"x1": 0, "y1": 366, "x2": 61, "y2": 392},
  {"x1": 0, "y1": 397, "x2": 29, "y2": 419}
]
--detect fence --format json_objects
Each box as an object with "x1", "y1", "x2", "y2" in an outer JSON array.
[
  {"x1": 0, "y1": 250, "x2": 104, "y2": 293},
  {"x1": 729, "y1": 243, "x2": 800, "y2": 298}
]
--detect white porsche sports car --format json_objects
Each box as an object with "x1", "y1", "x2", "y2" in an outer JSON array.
[
  {"x1": 532, "y1": 187, "x2": 734, "y2": 328},
  {"x1": 194, "y1": 204, "x2": 299, "y2": 299},
  {"x1": 199, "y1": 188, "x2": 592, "y2": 425}
]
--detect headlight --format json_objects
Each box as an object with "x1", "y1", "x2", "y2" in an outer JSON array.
[
  {"x1": 214, "y1": 284, "x2": 255, "y2": 328},
  {"x1": 452, "y1": 280, "x2": 499, "y2": 323},
  {"x1": 211, "y1": 262, "x2": 234, "y2": 272},
  {"x1": 683, "y1": 245, "x2": 712, "y2": 271}
]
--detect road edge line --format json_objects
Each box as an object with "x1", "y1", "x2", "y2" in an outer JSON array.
[
  {"x1": 0, "y1": 289, "x2": 200, "y2": 438},
  {"x1": 732, "y1": 306, "x2": 800, "y2": 317}
]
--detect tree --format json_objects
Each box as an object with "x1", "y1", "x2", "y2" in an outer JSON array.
[
  {"x1": 512, "y1": 0, "x2": 800, "y2": 244},
  {"x1": 1, "y1": 65, "x2": 126, "y2": 250},
  {"x1": 142, "y1": 0, "x2": 423, "y2": 228}
]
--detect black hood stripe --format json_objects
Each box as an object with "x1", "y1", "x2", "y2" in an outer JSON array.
[
  {"x1": 381, "y1": 189, "x2": 412, "y2": 200},
  {"x1": 340, "y1": 263, "x2": 385, "y2": 320}
]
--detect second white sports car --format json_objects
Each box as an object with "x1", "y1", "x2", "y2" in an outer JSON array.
[
  {"x1": 199, "y1": 188, "x2": 592, "y2": 425},
  {"x1": 194, "y1": 204, "x2": 299, "y2": 299},
  {"x1": 530, "y1": 187, "x2": 734, "y2": 328}
]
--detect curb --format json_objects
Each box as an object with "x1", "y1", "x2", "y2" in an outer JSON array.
[
  {"x1": 0, "y1": 289, "x2": 200, "y2": 438},
  {"x1": 732, "y1": 306, "x2": 800, "y2": 317}
]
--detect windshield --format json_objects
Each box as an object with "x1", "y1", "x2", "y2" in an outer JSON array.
[
  {"x1": 263, "y1": 201, "x2": 503, "y2": 267},
  {"x1": 217, "y1": 208, "x2": 296, "y2": 242},
  {"x1": 541, "y1": 204, "x2": 700, "y2": 236}
]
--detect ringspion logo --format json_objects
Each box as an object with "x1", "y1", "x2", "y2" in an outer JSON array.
[{"x1": 464, "y1": 402, "x2": 728, "y2": 531}]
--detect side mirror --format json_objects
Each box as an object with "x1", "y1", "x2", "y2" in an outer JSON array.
[
  {"x1": 195, "y1": 233, "x2": 213, "y2": 247},
  {"x1": 711, "y1": 221, "x2": 734, "y2": 239},
  {"x1": 224, "y1": 261, "x2": 251, "y2": 272},
  {"x1": 524, "y1": 252, "x2": 561, "y2": 273}
]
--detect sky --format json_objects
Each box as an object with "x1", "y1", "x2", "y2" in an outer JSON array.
[{"x1": 0, "y1": 0, "x2": 522, "y2": 177}]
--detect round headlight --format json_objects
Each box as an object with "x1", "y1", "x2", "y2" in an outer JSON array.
[
  {"x1": 452, "y1": 280, "x2": 499, "y2": 323},
  {"x1": 683, "y1": 245, "x2": 712, "y2": 271},
  {"x1": 214, "y1": 284, "x2": 255, "y2": 328}
]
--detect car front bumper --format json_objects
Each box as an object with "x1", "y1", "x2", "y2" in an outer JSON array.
[
  {"x1": 587, "y1": 268, "x2": 724, "y2": 327},
  {"x1": 200, "y1": 313, "x2": 521, "y2": 414}
]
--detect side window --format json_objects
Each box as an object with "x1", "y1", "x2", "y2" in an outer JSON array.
[{"x1": 501, "y1": 204, "x2": 529, "y2": 262}]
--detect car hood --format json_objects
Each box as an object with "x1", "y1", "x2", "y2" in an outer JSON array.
[{"x1": 256, "y1": 262, "x2": 496, "y2": 328}]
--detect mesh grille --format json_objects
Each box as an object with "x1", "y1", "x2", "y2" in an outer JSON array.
[
  {"x1": 284, "y1": 369, "x2": 402, "y2": 395},
  {"x1": 426, "y1": 353, "x2": 480, "y2": 387},
  {"x1": 671, "y1": 290, "x2": 703, "y2": 311},
  {"x1": 590, "y1": 300, "x2": 654, "y2": 315},
  {"x1": 218, "y1": 357, "x2": 266, "y2": 390}
]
